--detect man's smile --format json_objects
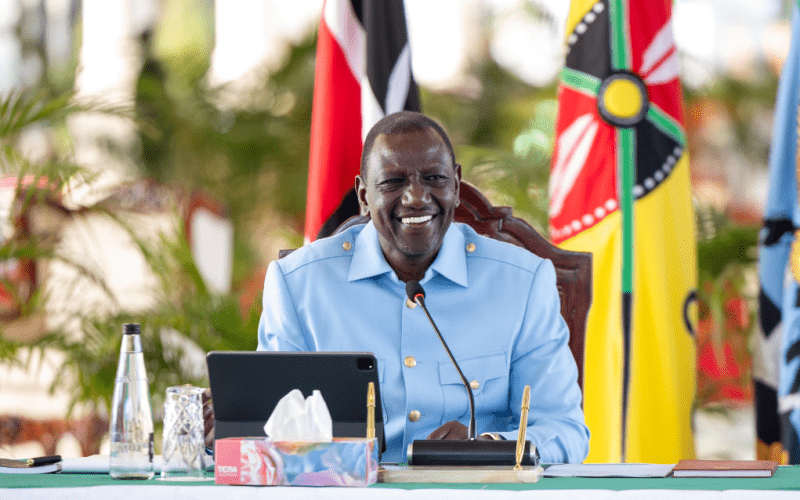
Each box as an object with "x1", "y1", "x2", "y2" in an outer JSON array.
[{"x1": 400, "y1": 214, "x2": 434, "y2": 225}]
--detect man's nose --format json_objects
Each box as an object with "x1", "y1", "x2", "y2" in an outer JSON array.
[{"x1": 401, "y1": 178, "x2": 431, "y2": 207}]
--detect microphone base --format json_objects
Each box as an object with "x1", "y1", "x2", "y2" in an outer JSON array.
[{"x1": 407, "y1": 440, "x2": 538, "y2": 467}]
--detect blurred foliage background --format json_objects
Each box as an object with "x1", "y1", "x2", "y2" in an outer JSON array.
[{"x1": 0, "y1": 0, "x2": 787, "y2": 455}]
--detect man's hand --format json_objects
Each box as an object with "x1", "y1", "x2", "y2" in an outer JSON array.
[
  {"x1": 426, "y1": 421, "x2": 493, "y2": 440},
  {"x1": 203, "y1": 388, "x2": 214, "y2": 449}
]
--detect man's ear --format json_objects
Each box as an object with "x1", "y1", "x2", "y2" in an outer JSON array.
[
  {"x1": 454, "y1": 163, "x2": 462, "y2": 207},
  {"x1": 355, "y1": 175, "x2": 370, "y2": 216}
]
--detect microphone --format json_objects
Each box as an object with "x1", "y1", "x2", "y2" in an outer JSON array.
[
  {"x1": 404, "y1": 280, "x2": 537, "y2": 467},
  {"x1": 405, "y1": 280, "x2": 477, "y2": 440}
]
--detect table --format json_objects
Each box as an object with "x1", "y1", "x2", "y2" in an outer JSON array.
[{"x1": 2, "y1": 466, "x2": 800, "y2": 499}]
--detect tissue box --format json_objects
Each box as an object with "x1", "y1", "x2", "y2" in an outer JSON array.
[{"x1": 214, "y1": 437, "x2": 379, "y2": 486}]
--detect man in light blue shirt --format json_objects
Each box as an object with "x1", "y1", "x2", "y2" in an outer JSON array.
[{"x1": 256, "y1": 111, "x2": 589, "y2": 464}]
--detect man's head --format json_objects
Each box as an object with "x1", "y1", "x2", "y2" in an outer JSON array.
[
  {"x1": 355, "y1": 111, "x2": 461, "y2": 282},
  {"x1": 360, "y1": 111, "x2": 456, "y2": 181}
]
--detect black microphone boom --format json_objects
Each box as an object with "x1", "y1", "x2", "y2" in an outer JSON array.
[
  {"x1": 404, "y1": 280, "x2": 534, "y2": 467},
  {"x1": 405, "y1": 280, "x2": 477, "y2": 440}
]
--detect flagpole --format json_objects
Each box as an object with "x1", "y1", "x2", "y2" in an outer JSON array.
[
  {"x1": 609, "y1": 0, "x2": 633, "y2": 463},
  {"x1": 619, "y1": 126, "x2": 635, "y2": 463}
]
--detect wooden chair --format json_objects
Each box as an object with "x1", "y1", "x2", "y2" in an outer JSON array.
[{"x1": 284, "y1": 181, "x2": 592, "y2": 391}]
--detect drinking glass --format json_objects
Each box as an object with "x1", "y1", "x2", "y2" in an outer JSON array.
[{"x1": 161, "y1": 385, "x2": 207, "y2": 480}]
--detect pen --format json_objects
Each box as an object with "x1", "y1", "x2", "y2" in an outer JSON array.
[
  {"x1": 29, "y1": 455, "x2": 61, "y2": 466},
  {"x1": 514, "y1": 385, "x2": 530, "y2": 471},
  {"x1": 367, "y1": 382, "x2": 376, "y2": 440}
]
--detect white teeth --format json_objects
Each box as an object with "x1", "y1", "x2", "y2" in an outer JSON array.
[{"x1": 401, "y1": 215, "x2": 433, "y2": 225}]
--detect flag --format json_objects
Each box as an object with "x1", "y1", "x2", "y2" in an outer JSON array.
[
  {"x1": 305, "y1": 0, "x2": 419, "y2": 242},
  {"x1": 765, "y1": 3, "x2": 800, "y2": 465},
  {"x1": 549, "y1": 0, "x2": 696, "y2": 462}
]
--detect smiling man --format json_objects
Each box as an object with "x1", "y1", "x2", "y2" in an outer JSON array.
[{"x1": 256, "y1": 111, "x2": 589, "y2": 464}]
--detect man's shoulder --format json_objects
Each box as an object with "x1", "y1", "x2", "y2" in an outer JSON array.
[
  {"x1": 457, "y1": 223, "x2": 547, "y2": 273},
  {"x1": 275, "y1": 225, "x2": 363, "y2": 275}
]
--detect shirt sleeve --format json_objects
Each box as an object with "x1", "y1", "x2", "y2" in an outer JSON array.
[
  {"x1": 257, "y1": 260, "x2": 310, "y2": 352},
  {"x1": 495, "y1": 259, "x2": 590, "y2": 464}
]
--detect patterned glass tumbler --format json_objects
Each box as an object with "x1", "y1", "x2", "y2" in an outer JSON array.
[{"x1": 161, "y1": 385, "x2": 207, "y2": 480}]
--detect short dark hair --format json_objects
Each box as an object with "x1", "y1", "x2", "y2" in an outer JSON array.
[{"x1": 360, "y1": 111, "x2": 456, "y2": 181}]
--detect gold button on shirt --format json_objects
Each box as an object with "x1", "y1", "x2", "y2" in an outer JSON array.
[
  {"x1": 408, "y1": 411, "x2": 421, "y2": 422},
  {"x1": 404, "y1": 356, "x2": 416, "y2": 368},
  {"x1": 406, "y1": 298, "x2": 417, "y2": 309},
  {"x1": 470, "y1": 380, "x2": 480, "y2": 390}
]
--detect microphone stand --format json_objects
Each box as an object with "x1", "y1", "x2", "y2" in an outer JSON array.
[
  {"x1": 405, "y1": 281, "x2": 537, "y2": 467},
  {"x1": 413, "y1": 291, "x2": 477, "y2": 440}
]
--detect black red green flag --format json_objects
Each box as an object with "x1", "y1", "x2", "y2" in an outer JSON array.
[
  {"x1": 305, "y1": 0, "x2": 419, "y2": 242},
  {"x1": 550, "y1": 0, "x2": 697, "y2": 462}
]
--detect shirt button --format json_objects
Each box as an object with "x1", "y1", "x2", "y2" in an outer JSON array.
[
  {"x1": 406, "y1": 298, "x2": 417, "y2": 309},
  {"x1": 408, "y1": 411, "x2": 421, "y2": 422},
  {"x1": 470, "y1": 380, "x2": 480, "y2": 390},
  {"x1": 404, "y1": 356, "x2": 416, "y2": 368},
  {"x1": 466, "y1": 243, "x2": 476, "y2": 253},
  {"x1": 342, "y1": 241, "x2": 352, "y2": 251}
]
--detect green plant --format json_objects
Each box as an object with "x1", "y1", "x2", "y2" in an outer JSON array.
[
  {"x1": 456, "y1": 100, "x2": 556, "y2": 233},
  {"x1": 0, "y1": 89, "x2": 261, "y2": 425},
  {"x1": 695, "y1": 221, "x2": 759, "y2": 407},
  {"x1": 133, "y1": 30, "x2": 318, "y2": 274},
  {"x1": 41, "y1": 221, "x2": 260, "y2": 416},
  {"x1": 421, "y1": 59, "x2": 559, "y2": 234},
  {"x1": 0, "y1": 90, "x2": 113, "y2": 362}
]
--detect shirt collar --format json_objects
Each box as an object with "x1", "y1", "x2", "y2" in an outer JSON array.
[
  {"x1": 348, "y1": 221, "x2": 468, "y2": 288},
  {"x1": 428, "y1": 223, "x2": 468, "y2": 287},
  {"x1": 348, "y1": 221, "x2": 393, "y2": 281}
]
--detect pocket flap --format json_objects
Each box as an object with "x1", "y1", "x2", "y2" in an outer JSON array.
[{"x1": 438, "y1": 351, "x2": 506, "y2": 387}]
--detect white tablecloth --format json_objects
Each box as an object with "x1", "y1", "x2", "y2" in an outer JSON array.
[{"x1": 2, "y1": 487, "x2": 799, "y2": 500}]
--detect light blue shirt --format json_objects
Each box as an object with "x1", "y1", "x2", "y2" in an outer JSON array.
[{"x1": 258, "y1": 221, "x2": 589, "y2": 463}]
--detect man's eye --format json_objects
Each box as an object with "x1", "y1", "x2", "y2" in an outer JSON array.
[
  {"x1": 379, "y1": 178, "x2": 404, "y2": 185},
  {"x1": 426, "y1": 175, "x2": 446, "y2": 181}
]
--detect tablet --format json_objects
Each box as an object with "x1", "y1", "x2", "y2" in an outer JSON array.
[{"x1": 206, "y1": 351, "x2": 384, "y2": 454}]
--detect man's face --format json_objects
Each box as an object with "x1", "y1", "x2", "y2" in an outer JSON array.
[{"x1": 356, "y1": 128, "x2": 461, "y2": 277}]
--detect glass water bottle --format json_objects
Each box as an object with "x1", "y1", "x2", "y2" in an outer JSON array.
[{"x1": 109, "y1": 323, "x2": 154, "y2": 479}]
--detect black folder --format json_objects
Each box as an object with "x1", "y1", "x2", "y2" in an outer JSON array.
[{"x1": 206, "y1": 351, "x2": 385, "y2": 455}]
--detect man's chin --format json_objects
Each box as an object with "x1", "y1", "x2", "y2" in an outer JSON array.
[
  {"x1": 394, "y1": 237, "x2": 440, "y2": 259},
  {"x1": 387, "y1": 221, "x2": 448, "y2": 260}
]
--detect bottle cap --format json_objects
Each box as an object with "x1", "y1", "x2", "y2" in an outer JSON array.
[{"x1": 123, "y1": 323, "x2": 141, "y2": 335}]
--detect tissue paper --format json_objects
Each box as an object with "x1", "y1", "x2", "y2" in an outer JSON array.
[
  {"x1": 264, "y1": 389, "x2": 333, "y2": 441},
  {"x1": 215, "y1": 389, "x2": 377, "y2": 486},
  {"x1": 215, "y1": 437, "x2": 378, "y2": 486}
]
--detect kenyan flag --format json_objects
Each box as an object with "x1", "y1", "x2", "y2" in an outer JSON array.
[{"x1": 550, "y1": 0, "x2": 697, "y2": 463}]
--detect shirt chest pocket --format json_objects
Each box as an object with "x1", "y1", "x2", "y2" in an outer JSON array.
[{"x1": 438, "y1": 352, "x2": 508, "y2": 425}]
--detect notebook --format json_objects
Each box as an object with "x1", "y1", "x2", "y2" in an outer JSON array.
[
  {"x1": 0, "y1": 458, "x2": 61, "y2": 474},
  {"x1": 206, "y1": 351, "x2": 384, "y2": 455},
  {"x1": 672, "y1": 459, "x2": 778, "y2": 478}
]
